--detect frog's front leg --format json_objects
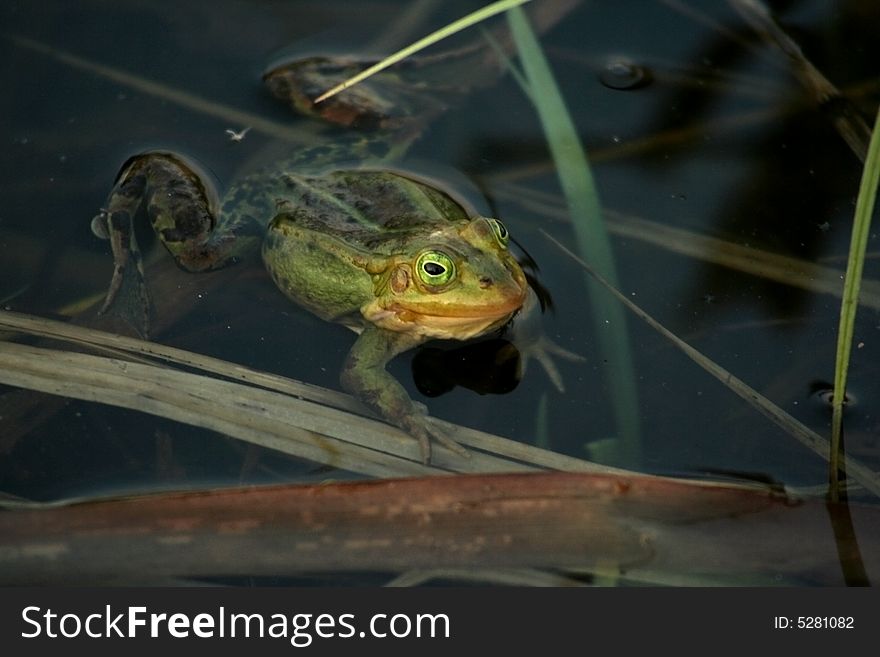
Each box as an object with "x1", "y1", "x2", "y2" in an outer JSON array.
[
  {"x1": 340, "y1": 325, "x2": 468, "y2": 464},
  {"x1": 91, "y1": 152, "x2": 255, "y2": 335}
]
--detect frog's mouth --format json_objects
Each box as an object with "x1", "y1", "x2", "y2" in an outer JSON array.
[{"x1": 367, "y1": 292, "x2": 526, "y2": 340}]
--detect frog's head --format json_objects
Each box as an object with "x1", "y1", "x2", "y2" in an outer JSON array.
[{"x1": 364, "y1": 216, "x2": 528, "y2": 340}]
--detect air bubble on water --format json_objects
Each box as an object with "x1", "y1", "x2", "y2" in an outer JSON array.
[
  {"x1": 599, "y1": 58, "x2": 652, "y2": 90},
  {"x1": 810, "y1": 383, "x2": 855, "y2": 410}
]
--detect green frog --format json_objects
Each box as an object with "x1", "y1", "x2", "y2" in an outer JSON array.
[{"x1": 91, "y1": 55, "x2": 570, "y2": 463}]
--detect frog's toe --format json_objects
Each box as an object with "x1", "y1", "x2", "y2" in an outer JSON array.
[
  {"x1": 521, "y1": 336, "x2": 586, "y2": 394},
  {"x1": 401, "y1": 411, "x2": 469, "y2": 464},
  {"x1": 428, "y1": 424, "x2": 470, "y2": 461}
]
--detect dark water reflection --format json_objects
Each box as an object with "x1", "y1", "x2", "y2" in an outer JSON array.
[{"x1": 0, "y1": 0, "x2": 878, "y2": 517}]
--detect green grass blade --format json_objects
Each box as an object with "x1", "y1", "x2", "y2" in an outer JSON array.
[
  {"x1": 830, "y1": 105, "x2": 880, "y2": 500},
  {"x1": 507, "y1": 7, "x2": 642, "y2": 465},
  {"x1": 314, "y1": 0, "x2": 533, "y2": 103}
]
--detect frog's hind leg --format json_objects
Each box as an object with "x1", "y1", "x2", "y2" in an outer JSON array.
[{"x1": 92, "y1": 152, "x2": 250, "y2": 335}]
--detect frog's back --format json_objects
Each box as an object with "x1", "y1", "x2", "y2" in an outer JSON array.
[{"x1": 275, "y1": 169, "x2": 473, "y2": 251}]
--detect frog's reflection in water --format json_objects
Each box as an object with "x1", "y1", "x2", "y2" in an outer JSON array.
[{"x1": 412, "y1": 337, "x2": 522, "y2": 398}]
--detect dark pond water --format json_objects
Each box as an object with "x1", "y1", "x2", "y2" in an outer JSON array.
[{"x1": 0, "y1": 0, "x2": 878, "y2": 581}]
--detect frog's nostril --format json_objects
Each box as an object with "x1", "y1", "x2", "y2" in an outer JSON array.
[{"x1": 479, "y1": 276, "x2": 493, "y2": 289}]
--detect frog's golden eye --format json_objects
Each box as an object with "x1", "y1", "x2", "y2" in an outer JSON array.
[
  {"x1": 416, "y1": 250, "x2": 456, "y2": 286},
  {"x1": 487, "y1": 218, "x2": 509, "y2": 246}
]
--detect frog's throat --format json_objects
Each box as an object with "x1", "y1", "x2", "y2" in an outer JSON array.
[{"x1": 361, "y1": 296, "x2": 523, "y2": 341}]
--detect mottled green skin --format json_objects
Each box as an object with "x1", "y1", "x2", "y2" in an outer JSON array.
[
  {"x1": 261, "y1": 170, "x2": 527, "y2": 462},
  {"x1": 95, "y1": 151, "x2": 527, "y2": 463}
]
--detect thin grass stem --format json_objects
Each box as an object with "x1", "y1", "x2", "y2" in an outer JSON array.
[
  {"x1": 830, "y1": 105, "x2": 880, "y2": 501},
  {"x1": 313, "y1": 0, "x2": 533, "y2": 104}
]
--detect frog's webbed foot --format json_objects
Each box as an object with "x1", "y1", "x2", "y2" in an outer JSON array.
[
  {"x1": 401, "y1": 403, "x2": 470, "y2": 464},
  {"x1": 91, "y1": 206, "x2": 151, "y2": 336},
  {"x1": 91, "y1": 152, "x2": 247, "y2": 335},
  {"x1": 508, "y1": 287, "x2": 585, "y2": 393},
  {"x1": 518, "y1": 335, "x2": 586, "y2": 394},
  {"x1": 263, "y1": 56, "x2": 451, "y2": 134}
]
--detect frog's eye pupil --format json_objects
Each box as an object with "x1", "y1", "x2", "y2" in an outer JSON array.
[
  {"x1": 416, "y1": 250, "x2": 455, "y2": 286},
  {"x1": 423, "y1": 261, "x2": 445, "y2": 276}
]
